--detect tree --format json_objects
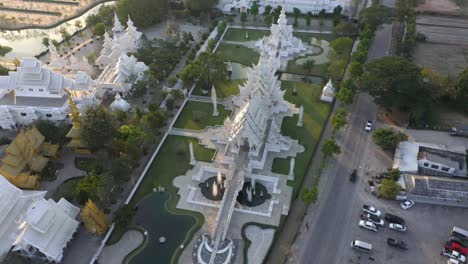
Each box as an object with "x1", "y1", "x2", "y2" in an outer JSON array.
[
  {"x1": 117, "y1": 0, "x2": 168, "y2": 27},
  {"x1": 332, "y1": 5, "x2": 343, "y2": 25},
  {"x1": 74, "y1": 174, "x2": 101, "y2": 204},
  {"x1": 380, "y1": 179, "x2": 402, "y2": 199},
  {"x1": 360, "y1": 57, "x2": 426, "y2": 112},
  {"x1": 34, "y1": 120, "x2": 69, "y2": 145},
  {"x1": 74, "y1": 20, "x2": 83, "y2": 36},
  {"x1": 388, "y1": 169, "x2": 401, "y2": 181},
  {"x1": 93, "y1": 22, "x2": 106, "y2": 36},
  {"x1": 348, "y1": 61, "x2": 363, "y2": 78},
  {"x1": 183, "y1": 0, "x2": 215, "y2": 15},
  {"x1": 81, "y1": 105, "x2": 118, "y2": 152},
  {"x1": 330, "y1": 37, "x2": 353, "y2": 56},
  {"x1": 264, "y1": 14, "x2": 273, "y2": 26},
  {"x1": 0, "y1": 65, "x2": 9, "y2": 76},
  {"x1": 251, "y1": 2, "x2": 259, "y2": 20},
  {"x1": 273, "y1": 5, "x2": 282, "y2": 22},
  {"x1": 111, "y1": 157, "x2": 131, "y2": 182},
  {"x1": 306, "y1": 12, "x2": 312, "y2": 26},
  {"x1": 263, "y1": 5, "x2": 272, "y2": 15},
  {"x1": 322, "y1": 138, "x2": 341, "y2": 157},
  {"x1": 360, "y1": 1, "x2": 391, "y2": 31},
  {"x1": 318, "y1": 9, "x2": 326, "y2": 17},
  {"x1": 337, "y1": 79, "x2": 356, "y2": 104},
  {"x1": 453, "y1": 68, "x2": 468, "y2": 113},
  {"x1": 372, "y1": 128, "x2": 407, "y2": 150},
  {"x1": 331, "y1": 108, "x2": 347, "y2": 132},
  {"x1": 180, "y1": 50, "x2": 226, "y2": 88},
  {"x1": 302, "y1": 59, "x2": 315, "y2": 72},
  {"x1": 420, "y1": 68, "x2": 451, "y2": 101},
  {"x1": 334, "y1": 21, "x2": 356, "y2": 35},
  {"x1": 114, "y1": 205, "x2": 136, "y2": 229},
  {"x1": 293, "y1": 8, "x2": 301, "y2": 27},
  {"x1": 42, "y1": 37, "x2": 50, "y2": 47},
  {"x1": 241, "y1": 11, "x2": 247, "y2": 25},
  {"x1": 302, "y1": 186, "x2": 318, "y2": 205},
  {"x1": 59, "y1": 27, "x2": 71, "y2": 44}
]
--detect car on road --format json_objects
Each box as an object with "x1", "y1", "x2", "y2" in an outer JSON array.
[
  {"x1": 363, "y1": 205, "x2": 381, "y2": 217},
  {"x1": 384, "y1": 213, "x2": 405, "y2": 225},
  {"x1": 361, "y1": 213, "x2": 384, "y2": 226},
  {"x1": 359, "y1": 220, "x2": 378, "y2": 232},
  {"x1": 389, "y1": 223, "x2": 407, "y2": 232},
  {"x1": 442, "y1": 249, "x2": 466, "y2": 263},
  {"x1": 445, "y1": 241, "x2": 468, "y2": 255},
  {"x1": 365, "y1": 120, "x2": 373, "y2": 132},
  {"x1": 350, "y1": 169, "x2": 357, "y2": 182},
  {"x1": 400, "y1": 200, "x2": 415, "y2": 210},
  {"x1": 387, "y1": 238, "x2": 408, "y2": 250}
]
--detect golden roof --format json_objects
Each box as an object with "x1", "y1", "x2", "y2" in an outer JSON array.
[{"x1": 81, "y1": 200, "x2": 109, "y2": 235}]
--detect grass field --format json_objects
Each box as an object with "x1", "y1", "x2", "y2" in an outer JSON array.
[
  {"x1": 192, "y1": 79, "x2": 243, "y2": 98},
  {"x1": 222, "y1": 28, "x2": 270, "y2": 42},
  {"x1": 217, "y1": 43, "x2": 259, "y2": 66},
  {"x1": 174, "y1": 101, "x2": 231, "y2": 130},
  {"x1": 272, "y1": 81, "x2": 331, "y2": 197}
]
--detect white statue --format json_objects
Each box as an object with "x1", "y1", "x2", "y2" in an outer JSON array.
[
  {"x1": 289, "y1": 157, "x2": 295, "y2": 178},
  {"x1": 217, "y1": 171, "x2": 222, "y2": 185},
  {"x1": 189, "y1": 142, "x2": 196, "y2": 165},
  {"x1": 251, "y1": 177, "x2": 256, "y2": 190},
  {"x1": 297, "y1": 105, "x2": 304, "y2": 127},
  {"x1": 247, "y1": 187, "x2": 253, "y2": 202},
  {"x1": 211, "y1": 85, "x2": 219, "y2": 116}
]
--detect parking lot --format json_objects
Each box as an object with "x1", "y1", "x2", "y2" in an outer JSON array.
[{"x1": 340, "y1": 188, "x2": 468, "y2": 264}]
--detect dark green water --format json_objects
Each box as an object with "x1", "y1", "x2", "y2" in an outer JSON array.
[{"x1": 129, "y1": 192, "x2": 196, "y2": 264}]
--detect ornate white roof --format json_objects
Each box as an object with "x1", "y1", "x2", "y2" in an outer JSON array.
[
  {"x1": 0, "y1": 175, "x2": 79, "y2": 262},
  {"x1": 110, "y1": 93, "x2": 131, "y2": 112},
  {"x1": 112, "y1": 12, "x2": 124, "y2": 33}
]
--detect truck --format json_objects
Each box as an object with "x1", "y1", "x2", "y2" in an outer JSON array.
[{"x1": 450, "y1": 126, "x2": 468, "y2": 137}]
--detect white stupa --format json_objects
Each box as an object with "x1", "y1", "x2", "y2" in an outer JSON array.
[
  {"x1": 110, "y1": 93, "x2": 131, "y2": 112},
  {"x1": 320, "y1": 79, "x2": 335, "y2": 103}
]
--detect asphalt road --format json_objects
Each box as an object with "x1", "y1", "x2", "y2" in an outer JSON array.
[
  {"x1": 296, "y1": 10, "x2": 393, "y2": 263},
  {"x1": 297, "y1": 92, "x2": 379, "y2": 264}
]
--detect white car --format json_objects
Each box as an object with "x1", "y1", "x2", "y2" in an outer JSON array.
[
  {"x1": 365, "y1": 120, "x2": 372, "y2": 132},
  {"x1": 359, "y1": 220, "x2": 378, "y2": 232},
  {"x1": 448, "y1": 259, "x2": 460, "y2": 264},
  {"x1": 443, "y1": 250, "x2": 466, "y2": 263},
  {"x1": 400, "y1": 200, "x2": 415, "y2": 210},
  {"x1": 363, "y1": 205, "x2": 381, "y2": 217},
  {"x1": 389, "y1": 223, "x2": 407, "y2": 232}
]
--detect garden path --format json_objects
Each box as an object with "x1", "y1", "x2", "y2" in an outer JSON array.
[{"x1": 98, "y1": 229, "x2": 144, "y2": 264}]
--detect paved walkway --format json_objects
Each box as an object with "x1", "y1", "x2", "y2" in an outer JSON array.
[
  {"x1": 99, "y1": 229, "x2": 145, "y2": 264},
  {"x1": 245, "y1": 225, "x2": 275, "y2": 264},
  {"x1": 42, "y1": 147, "x2": 87, "y2": 196}
]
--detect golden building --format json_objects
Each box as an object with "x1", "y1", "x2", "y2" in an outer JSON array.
[
  {"x1": 65, "y1": 97, "x2": 90, "y2": 154},
  {"x1": 81, "y1": 199, "x2": 109, "y2": 236},
  {"x1": 0, "y1": 127, "x2": 59, "y2": 189}
]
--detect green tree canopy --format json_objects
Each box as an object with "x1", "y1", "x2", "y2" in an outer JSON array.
[
  {"x1": 372, "y1": 128, "x2": 407, "y2": 150},
  {"x1": 337, "y1": 79, "x2": 357, "y2": 104},
  {"x1": 0, "y1": 65, "x2": 9, "y2": 76},
  {"x1": 302, "y1": 186, "x2": 318, "y2": 205},
  {"x1": 322, "y1": 138, "x2": 341, "y2": 157},
  {"x1": 81, "y1": 105, "x2": 118, "y2": 152},
  {"x1": 380, "y1": 178, "x2": 402, "y2": 199},
  {"x1": 93, "y1": 22, "x2": 106, "y2": 36},
  {"x1": 183, "y1": 0, "x2": 216, "y2": 15},
  {"x1": 360, "y1": 56, "x2": 426, "y2": 112},
  {"x1": 117, "y1": 0, "x2": 168, "y2": 27},
  {"x1": 34, "y1": 120, "x2": 69, "y2": 145},
  {"x1": 330, "y1": 37, "x2": 353, "y2": 56},
  {"x1": 263, "y1": 5, "x2": 272, "y2": 15},
  {"x1": 453, "y1": 68, "x2": 468, "y2": 113},
  {"x1": 251, "y1": 2, "x2": 259, "y2": 20},
  {"x1": 331, "y1": 108, "x2": 347, "y2": 132}
]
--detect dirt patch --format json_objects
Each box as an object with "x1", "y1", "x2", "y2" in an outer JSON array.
[
  {"x1": 413, "y1": 42, "x2": 468, "y2": 77},
  {"x1": 415, "y1": 0, "x2": 464, "y2": 15}
]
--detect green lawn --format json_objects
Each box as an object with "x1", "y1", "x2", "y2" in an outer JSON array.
[
  {"x1": 174, "y1": 101, "x2": 231, "y2": 130},
  {"x1": 192, "y1": 79, "x2": 243, "y2": 98},
  {"x1": 285, "y1": 60, "x2": 330, "y2": 77},
  {"x1": 272, "y1": 81, "x2": 331, "y2": 197},
  {"x1": 217, "y1": 43, "x2": 259, "y2": 66},
  {"x1": 108, "y1": 136, "x2": 214, "y2": 245},
  {"x1": 223, "y1": 28, "x2": 270, "y2": 42}
]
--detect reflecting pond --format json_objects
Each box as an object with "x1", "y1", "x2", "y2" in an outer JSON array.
[
  {"x1": 279, "y1": 73, "x2": 322, "y2": 84},
  {"x1": 129, "y1": 192, "x2": 196, "y2": 264},
  {"x1": 0, "y1": 1, "x2": 115, "y2": 59},
  {"x1": 230, "y1": 62, "x2": 251, "y2": 80},
  {"x1": 295, "y1": 37, "x2": 331, "y2": 65}
]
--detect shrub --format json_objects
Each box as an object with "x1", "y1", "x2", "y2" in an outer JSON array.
[
  {"x1": 372, "y1": 128, "x2": 407, "y2": 150},
  {"x1": 380, "y1": 178, "x2": 402, "y2": 199}
]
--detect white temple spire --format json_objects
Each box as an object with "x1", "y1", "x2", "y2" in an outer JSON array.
[{"x1": 112, "y1": 12, "x2": 124, "y2": 33}]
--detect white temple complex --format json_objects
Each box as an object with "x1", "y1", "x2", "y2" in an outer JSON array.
[
  {"x1": 218, "y1": 0, "x2": 351, "y2": 15},
  {"x1": 256, "y1": 9, "x2": 307, "y2": 61},
  {"x1": 0, "y1": 174, "x2": 79, "y2": 263},
  {"x1": 320, "y1": 79, "x2": 335, "y2": 102},
  {"x1": 96, "y1": 14, "x2": 148, "y2": 94},
  {"x1": 0, "y1": 58, "x2": 97, "y2": 130}
]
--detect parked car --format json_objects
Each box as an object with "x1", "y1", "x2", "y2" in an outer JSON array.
[
  {"x1": 442, "y1": 249, "x2": 466, "y2": 263},
  {"x1": 387, "y1": 238, "x2": 408, "y2": 250},
  {"x1": 450, "y1": 237, "x2": 467, "y2": 248},
  {"x1": 360, "y1": 213, "x2": 384, "y2": 226},
  {"x1": 363, "y1": 205, "x2": 381, "y2": 217},
  {"x1": 448, "y1": 259, "x2": 461, "y2": 264},
  {"x1": 384, "y1": 213, "x2": 405, "y2": 225},
  {"x1": 389, "y1": 223, "x2": 407, "y2": 232},
  {"x1": 359, "y1": 220, "x2": 378, "y2": 232},
  {"x1": 445, "y1": 241, "x2": 468, "y2": 255},
  {"x1": 350, "y1": 169, "x2": 357, "y2": 182},
  {"x1": 400, "y1": 200, "x2": 415, "y2": 210},
  {"x1": 365, "y1": 120, "x2": 372, "y2": 132}
]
